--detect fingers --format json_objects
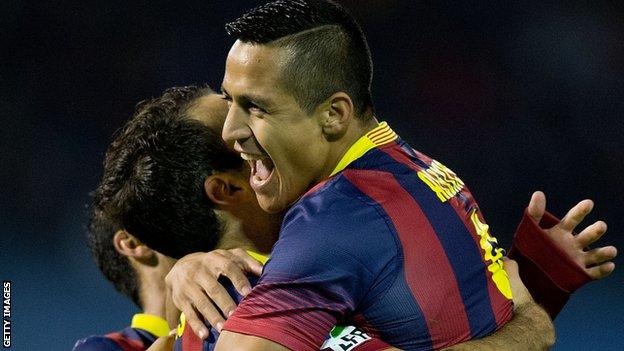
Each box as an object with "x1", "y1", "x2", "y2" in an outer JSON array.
[
  {"x1": 164, "y1": 248, "x2": 262, "y2": 338},
  {"x1": 186, "y1": 284, "x2": 227, "y2": 332},
  {"x1": 585, "y1": 261, "x2": 616, "y2": 280},
  {"x1": 576, "y1": 221, "x2": 608, "y2": 248},
  {"x1": 195, "y1": 273, "x2": 237, "y2": 323},
  {"x1": 228, "y1": 248, "x2": 264, "y2": 276},
  {"x1": 179, "y1": 302, "x2": 210, "y2": 340},
  {"x1": 527, "y1": 191, "x2": 546, "y2": 223},
  {"x1": 211, "y1": 250, "x2": 254, "y2": 298},
  {"x1": 559, "y1": 199, "x2": 594, "y2": 232},
  {"x1": 584, "y1": 246, "x2": 618, "y2": 267}
]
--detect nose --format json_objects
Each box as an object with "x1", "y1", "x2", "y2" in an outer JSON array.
[{"x1": 222, "y1": 102, "x2": 251, "y2": 145}]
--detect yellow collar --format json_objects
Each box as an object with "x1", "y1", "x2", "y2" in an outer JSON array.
[
  {"x1": 246, "y1": 250, "x2": 269, "y2": 265},
  {"x1": 131, "y1": 313, "x2": 169, "y2": 337},
  {"x1": 329, "y1": 122, "x2": 398, "y2": 177}
]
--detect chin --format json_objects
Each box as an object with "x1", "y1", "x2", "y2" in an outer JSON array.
[{"x1": 257, "y1": 195, "x2": 290, "y2": 214}]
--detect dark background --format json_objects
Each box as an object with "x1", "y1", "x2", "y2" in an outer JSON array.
[{"x1": 2, "y1": 1, "x2": 623, "y2": 349}]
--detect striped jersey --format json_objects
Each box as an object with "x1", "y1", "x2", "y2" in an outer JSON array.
[
  {"x1": 174, "y1": 252, "x2": 391, "y2": 351},
  {"x1": 73, "y1": 314, "x2": 169, "y2": 351},
  {"x1": 222, "y1": 122, "x2": 513, "y2": 350}
]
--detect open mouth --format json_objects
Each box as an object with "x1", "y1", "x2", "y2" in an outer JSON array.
[{"x1": 241, "y1": 152, "x2": 275, "y2": 187}]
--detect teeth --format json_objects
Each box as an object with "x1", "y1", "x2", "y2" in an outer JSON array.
[{"x1": 240, "y1": 153, "x2": 256, "y2": 161}]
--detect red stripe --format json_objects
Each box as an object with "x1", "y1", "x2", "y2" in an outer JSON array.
[
  {"x1": 105, "y1": 332, "x2": 146, "y2": 351},
  {"x1": 182, "y1": 322, "x2": 204, "y2": 351},
  {"x1": 381, "y1": 145, "x2": 512, "y2": 327},
  {"x1": 343, "y1": 169, "x2": 471, "y2": 348},
  {"x1": 303, "y1": 178, "x2": 332, "y2": 197}
]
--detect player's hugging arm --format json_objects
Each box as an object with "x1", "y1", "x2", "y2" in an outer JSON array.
[{"x1": 442, "y1": 259, "x2": 555, "y2": 351}]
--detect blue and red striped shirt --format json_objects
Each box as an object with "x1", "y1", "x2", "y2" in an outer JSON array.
[
  {"x1": 174, "y1": 252, "x2": 391, "y2": 351},
  {"x1": 223, "y1": 122, "x2": 513, "y2": 350}
]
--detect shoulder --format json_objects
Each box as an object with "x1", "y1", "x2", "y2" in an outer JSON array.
[
  {"x1": 72, "y1": 335, "x2": 124, "y2": 351},
  {"x1": 269, "y1": 175, "x2": 401, "y2": 279},
  {"x1": 283, "y1": 174, "x2": 397, "y2": 243}
]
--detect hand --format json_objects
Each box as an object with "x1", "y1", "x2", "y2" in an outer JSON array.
[
  {"x1": 504, "y1": 258, "x2": 533, "y2": 310},
  {"x1": 165, "y1": 248, "x2": 264, "y2": 339},
  {"x1": 527, "y1": 191, "x2": 617, "y2": 279}
]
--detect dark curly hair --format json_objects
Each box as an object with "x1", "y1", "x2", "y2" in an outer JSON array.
[
  {"x1": 226, "y1": 0, "x2": 374, "y2": 118},
  {"x1": 86, "y1": 208, "x2": 141, "y2": 307},
  {"x1": 94, "y1": 85, "x2": 243, "y2": 259}
]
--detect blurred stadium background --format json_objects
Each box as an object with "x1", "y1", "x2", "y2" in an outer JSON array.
[{"x1": 2, "y1": 1, "x2": 622, "y2": 349}]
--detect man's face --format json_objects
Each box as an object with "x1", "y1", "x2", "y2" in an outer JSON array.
[{"x1": 221, "y1": 41, "x2": 330, "y2": 213}]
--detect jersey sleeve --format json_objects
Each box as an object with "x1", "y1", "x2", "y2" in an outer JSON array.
[
  {"x1": 222, "y1": 190, "x2": 394, "y2": 351},
  {"x1": 507, "y1": 209, "x2": 592, "y2": 318}
]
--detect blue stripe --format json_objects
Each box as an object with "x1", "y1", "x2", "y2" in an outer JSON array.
[
  {"x1": 354, "y1": 147, "x2": 498, "y2": 338},
  {"x1": 333, "y1": 177, "x2": 434, "y2": 350}
]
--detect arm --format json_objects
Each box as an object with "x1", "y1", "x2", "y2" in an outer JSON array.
[
  {"x1": 442, "y1": 259, "x2": 555, "y2": 351},
  {"x1": 508, "y1": 191, "x2": 617, "y2": 317}
]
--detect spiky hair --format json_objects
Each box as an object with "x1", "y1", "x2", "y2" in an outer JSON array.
[{"x1": 226, "y1": 0, "x2": 374, "y2": 117}]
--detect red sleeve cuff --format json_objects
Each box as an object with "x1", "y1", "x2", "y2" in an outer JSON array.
[{"x1": 508, "y1": 209, "x2": 592, "y2": 318}]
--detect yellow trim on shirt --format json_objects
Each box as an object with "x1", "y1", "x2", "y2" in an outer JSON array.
[
  {"x1": 246, "y1": 250, "x2": 269, "y2": 265},
  {"x1": 330, "y1": 121, "x2": 398, "y2": 177},
  {"x1": 131, "y1": 313, "x2": 170, "y2": 337}
]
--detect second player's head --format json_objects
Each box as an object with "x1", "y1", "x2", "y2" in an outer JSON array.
[
  {"x1": 221, "y1": 0, "x2": 377, "y2": 213},
  {"x1": 95, "y1": 85, "x2": 248, "y2": 258}
]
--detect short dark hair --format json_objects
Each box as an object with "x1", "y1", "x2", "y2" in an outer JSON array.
[
  {"x1": 95, "y1": 85, "x2": 243, "y2": 259},
  {"x1": 226, "y1": 0, "x2": 374, "y2": 117},
  {"x1": 86, "y1": 207, "x2": 141, "y2": 307}
]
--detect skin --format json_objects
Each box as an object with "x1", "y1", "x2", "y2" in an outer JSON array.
[
  {"x1": 215, "y1": 40, "x2": 548, "y2": 350},
  {"x1": 221, "y1": 41, "x2": 377, "y2": 214},
  {"x1": 105, "y1": 88, "x2": 616, "y2": 351},
  {"x1": 112, "y1": 230, "x2": 180, "y2": 328},
  {"x1": 214, "y1": 40, "x2": 618, "y2": 350},
  {"x1": 141, "y1": 93, "x2": 616, "y2": 350},
  {"x1": 526, "y1": 191, "x2": 617, "y2": 278},
  {"x1": 445, "y1": 260, "x2": 555, "y2": 351}
]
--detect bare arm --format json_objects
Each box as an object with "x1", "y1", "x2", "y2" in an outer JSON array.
[
  {"x1": 442, "y1": 302, "x2": 553, "y2": 351},
  {"x1": 442, "y1": 259, "x2": 555, "y2": 351}
]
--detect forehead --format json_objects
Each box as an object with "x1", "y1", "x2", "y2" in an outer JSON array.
[
  {"x1": 187, "y1": 93, "x2": 229, "y2": 132},
  {"x1": 223, "y1": 41, "x2": 290, "y2": 94}
]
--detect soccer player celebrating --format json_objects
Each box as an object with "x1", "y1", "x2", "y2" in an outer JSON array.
[
  {"x1": 84, "y1": 84, "x2": 614, "y2": 351},
  {"x1": 213, "y1": 1, "x2": 616, "y2": 350}
]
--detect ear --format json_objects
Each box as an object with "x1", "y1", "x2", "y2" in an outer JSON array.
[
  {"x1": 113, "y1": 230, "x2": 155, "y2": 259},
  {"x1": 204, "y1": 173, "x2": 250, "y2": 209},
  {"x1": 319, "y1": 92, "x2": 355, "y2": 140}
]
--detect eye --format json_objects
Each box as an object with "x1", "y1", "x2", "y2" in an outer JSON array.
[{"x1": 249, "y1": 105, "x2": 266, "y2": 114}]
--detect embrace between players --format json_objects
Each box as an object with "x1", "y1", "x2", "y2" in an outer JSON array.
[{"x1": 74, "y1": 1, "x2": 617, "y2": 350}]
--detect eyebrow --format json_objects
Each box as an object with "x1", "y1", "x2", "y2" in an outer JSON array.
[{"x1": 221, "y1": 86, "x2": 272, "y2": 110}]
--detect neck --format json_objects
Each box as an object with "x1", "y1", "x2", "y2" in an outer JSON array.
[
  {"x1": 215, "y1": 207, "x2": 281, "y2": 255},
  {"x1": 135, "y1": 260, "x2": 178, "y2": 328},
  {"x1": 321, "y1": 117, "x2": 379, "y2": 180}
]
